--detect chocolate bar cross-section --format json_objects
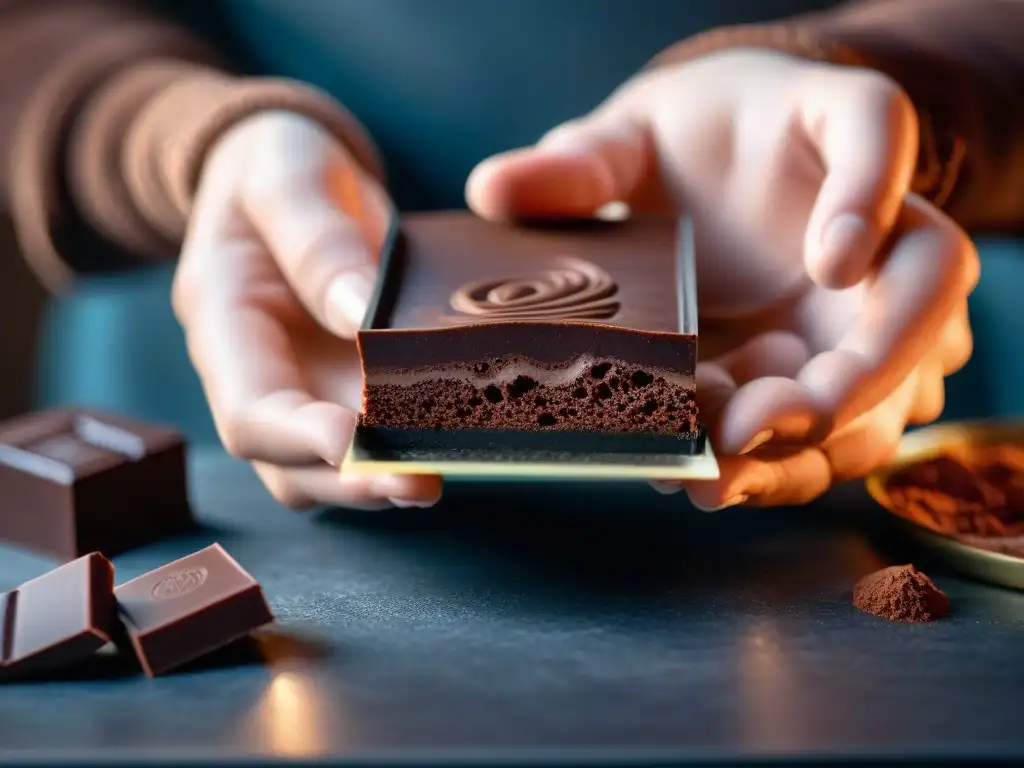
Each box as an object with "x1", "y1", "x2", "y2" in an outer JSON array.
[
  {"x1": 0, "y1": 410, "x2": 193, "y2": 560},
  {"x1": 115, "y1": 543, "x2": 274, "y2": 677},
  {"x1": 357, "y1": 212, "x2": 699, "y2": 440}
]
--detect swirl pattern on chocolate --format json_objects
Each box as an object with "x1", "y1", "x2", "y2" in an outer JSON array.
[{"x1": 450, "y1": 257, "x2": 620, "y2": 321}]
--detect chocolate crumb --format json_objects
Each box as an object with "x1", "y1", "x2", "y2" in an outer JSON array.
[{"x1": 852, "y1": 565, "x2": 950, "y2": 623}]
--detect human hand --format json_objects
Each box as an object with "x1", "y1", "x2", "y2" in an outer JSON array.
[
  {"x1": 172, "y1": 111, "x2": 441, "y2": 510},
  {"x1": 467, "y1": 50, "x2": 978, "y2": 508}
]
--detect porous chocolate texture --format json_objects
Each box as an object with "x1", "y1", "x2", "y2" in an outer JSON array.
[
  {"x1": 0, "y1": 409, "x2": 193, "y2": 560},
  {"x1": 363, "y1": 357, "x2": 698, "y2": 435},
  {"x1": 358, "y1": 213, "x2": 699, "y2": 437}
]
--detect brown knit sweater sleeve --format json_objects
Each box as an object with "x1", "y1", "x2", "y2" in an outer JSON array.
[
  {"x1": 0, "y1": 0, "x2": 383, "y2": 293},
  {"x1": 652, "y1": 0, "x2": 1024, "y2": 232}
]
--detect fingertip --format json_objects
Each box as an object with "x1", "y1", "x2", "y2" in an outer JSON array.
[
  {"x1": 690, "y1": 493, "x2": 750, "y2": 513},
  {"x1": 369, "y1": 473, "x2": 443, "y2": 505},
  {"x1": 717, "y1": 377, "x2": 825, "y2": 455},
  {"x1": 467, "y1": 148, "x2": 617, "y2": 221},
  {"x1": 683, "y1": 478, "x2": 750, "y2": 512},
  {"x1": 295, "y1": 401, "x2": 357, "y2": 465},
  {"x1": 465, "y1": 152, "x2": 515, "y2": 219},
  {"x1": 651, "y1": 480, "x2": 685, "y2": 495},
  {"x1": 323, "y1": 269, "x2": 375, "y2": 338},
  {"x1": 389, "y1": 497, "x2": 437, "y2": 509}
]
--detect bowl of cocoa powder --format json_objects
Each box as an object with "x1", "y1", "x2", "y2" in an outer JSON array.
[{"x1": 865, "y1": 420, "x2": 1024, "y2": 589}]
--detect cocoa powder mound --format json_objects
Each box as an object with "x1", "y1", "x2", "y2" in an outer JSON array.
[{"x1": 852, "y1": 565, "x2": 951, "y2": 623}]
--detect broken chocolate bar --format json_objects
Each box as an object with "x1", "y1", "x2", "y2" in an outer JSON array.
[
  {"x1": 0, "y1": 409, "x2": 193, "y2": 560},
  {"x1": 357, "y1": 212, "x2": 699, "y2": 439},
  {"x1": 115, "y1": 543, "x2": 274, "y2": 677},
  {"x1": 1, "y1": 553, "x2": 117, "y2": 679}
]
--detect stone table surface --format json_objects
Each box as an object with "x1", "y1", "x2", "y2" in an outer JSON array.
[{"x1": 2, "y1": 448, "x2": 1024, "y2": 766}]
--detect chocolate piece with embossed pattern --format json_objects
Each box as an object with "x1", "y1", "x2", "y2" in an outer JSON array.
[
  {"x1": 0, "y1": 410, "x2": 193, "y2": 560},
  {"x1": 115, "y1": 543, "x2": 274, "y2": 677}
]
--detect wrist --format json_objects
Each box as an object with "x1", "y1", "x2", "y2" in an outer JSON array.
[
  {"x1": 136, "y1": 75, "x2": 384, "y2": 237},
  {"x1": 647, "y1": 23, "x2": 866, "y2": 73}
]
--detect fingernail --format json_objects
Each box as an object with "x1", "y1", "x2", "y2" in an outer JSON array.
[
  {"x1": 326, "y1": 272, "x2": 375, "y2": 333},
  {"x1": 693, "y1": 493, "x2": 749, "y2": 513},
  {"x1": 739, "y1": 429, "x2": 774, "y2": 455},
  {"x1": 594, "y1": 201, "x2": 630, "y2": 221},
  {"x1": 389, "y1": 498, "x2": 437, "y2": 509},
  {"x1": 652, "y1": 481, "x2": 685, "y2": 496},
  {"x1": 535, "y1": 149, "x2": 617, "y2": 210}
]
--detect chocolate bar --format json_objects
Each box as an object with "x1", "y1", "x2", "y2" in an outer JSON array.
[
  {"x1": 0, "y1": 409, "x2": 193, "y2": 560},
  {"x1": 357, "y1": 213, "x2": 698, "y2": 441},
  {"x1": 1, "y1": 553, "x2": 116, "y2": 679},
  {"x1": 115, "y1": 543, "x2": 274, "y2": 677}
]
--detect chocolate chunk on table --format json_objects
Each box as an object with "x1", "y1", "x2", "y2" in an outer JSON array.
[
  {"x1": 115, "y1": 543, "x2": 274, "y2": 677},
  {"x1": 0, "y1": 409, "x2": 193, "y2": 560},
  {"x1": 357, "y1": 212, "x2": 699, "y2": 439},
  {"x1": 1, "y1": 553, "x2": 117, "y2": 679}
]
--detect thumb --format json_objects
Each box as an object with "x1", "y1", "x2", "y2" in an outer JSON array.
[
  {"x1": 799, "y1": 68, "x2": 919, "y2": 289},
  {"x1": 240, "y1": 141, "x2": 393, "y2": 339},
  {"x1": 466, "y1": 114, "x2": 648, "y2": 221}
]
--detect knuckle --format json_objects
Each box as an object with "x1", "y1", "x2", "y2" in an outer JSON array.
[
  {"x1": 834, "y1": 443, "x2": 897, "y2": 484},
  {"x1": 762, "y1": 459, "x2": 791, "y2": 499},
  {"x1": 908, "y1": 405, "x2": 941, "y2": 428},
  {"x1": 874, "y1": 432, "x2": 903, "y2": 468},
  {"x1": 943, "y1": 332, "x2": 974, "y2": 376},
  {"x1": 926, "y1": 221, "x2": 981, "y2": 299},
  {"x1": 874, "y1": 426, "x2": 904, "y2": 463},
  {"x1": 855, "y1": 70, "x2": 917, "y2": 129},
  {"x1": 909, "y1": 382, "x2": 946, "y2": 426},
  {"x1": 826, "y1": 416, "x2": 902, "y2": 482},
  {"x1": 948, "y1": 231, "x2": 982, "y2": 295}
]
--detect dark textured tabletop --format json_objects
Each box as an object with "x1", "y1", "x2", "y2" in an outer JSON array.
[{"x1": 2, "y1": 448, "x2": 1024, "y2": 767}]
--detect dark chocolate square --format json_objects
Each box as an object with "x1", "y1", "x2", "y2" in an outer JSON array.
[
  {"x1": 115, "y1": 544, "x2": 274, "y2": 677},
  {"x1": 1, "y1": 552, "x2": 117, "y2": 679},
  {"x1": 0, "y1": 410, "x2": 193, "y2": 560}
]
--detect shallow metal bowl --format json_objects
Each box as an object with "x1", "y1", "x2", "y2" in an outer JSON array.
[{"x1": 865, "y1": 420, "x2": 1024, "y2": 590}]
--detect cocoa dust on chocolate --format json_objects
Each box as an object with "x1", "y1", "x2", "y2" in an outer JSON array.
[
  {"x1": 883, "y1": 443, "x2": 1024, "y2": 557},
  {"x1": 852, "y1": 565, "x2": 950, "y2": 623}
]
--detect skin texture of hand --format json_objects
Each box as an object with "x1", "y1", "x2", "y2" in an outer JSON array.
[
  {"x1": 172, "y1": 111, "x2": 441, "y2": 510},
  {"x1": 467, "y1": 49, "x2": 979, "y2": 510}
]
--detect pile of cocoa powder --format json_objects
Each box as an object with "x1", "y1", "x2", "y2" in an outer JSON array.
[
  {"x1": 883, "y1": 442, "x2": 1024, "y2": 557},
  {"x1": 849, "y1": 442, "x2": 1024, "y2": 623},
  {"x1": 852, "y1": 564, "x2": 950, "y2": 622}
]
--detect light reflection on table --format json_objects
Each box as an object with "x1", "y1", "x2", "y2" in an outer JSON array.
[
  {"x1": 239, "y1": 669, "x2": 343, "y2": 757},
  {"x1": 736, "y1": 617, "x2": 809, "y2": 750}
]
